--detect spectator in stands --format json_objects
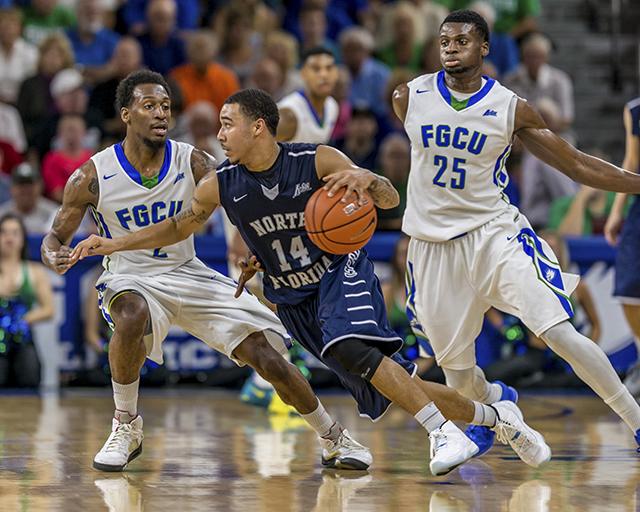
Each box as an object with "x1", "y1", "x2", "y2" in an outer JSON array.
[
  {"x1": 330, "y1": 65, "x2": 352, "y2": 141},
  {"x1": 419, "y1": 36, "x2": 441, "y2": 75},
  {"x1": 264, "y1": 31, "x2": 304, "y2": 98},
  {"x1": 469, "y1": 1, "x2": 519, "y2": 78},
  {"x1": 375, "y1": 133, "x2": 411, "y2": 230},
  {"x1": 122, "y1": 0, "x2": 199, "y2": 35},
  {"x1": 170, "y1": 31, "x2": 240, "y2": 112},
  {"x1": 22, "y1": 0, "x2": 76, "y2": 46},
  {"x1": 519, "y1": 97, "x2": 578, "y2": 229},
  {"x1": 33, "y1": 67, "x2": 102, "y2": 159},
  {"x1": 42, "y1": 115, "x2": 93, "y2": 203},
  {"x1": 217, "y1": 5, "x2": 263, "y2": 86},
  {"x1": 376, "y1": 1, "x2": 423, "y2": 72},
  {"x1": 548, "y1": 181, "x2": 624, "y2": 237},
  {"x1": 450, "y1": 0, "x2": 540, "y2": 40},
  {"x1": 177, "y1": 101, "x2": 225, "y2": 162},
  {"x1": 335, "y1": 106, "x2": 379, "y2": 170},
  {"x1": 298, "y1": 3, "x2": 338, "y2": 59},
  {"x1": 88, "y1": 37, "x2": 143, "y2": 141},
  {"x1": 0, "y1": 213, "x2": 54, "y2": 388},
  {"x1": 137, "y1": 0, "x2": 186, "y2": 76},
  {"x1": 282, "y1": 0, "x2": 369, "y2": 42},
  {"x1": 0, "y1": 163, "x2": 58, "y2": 235},
  {"x1": 17, "y1": 33, "x2": 75, "y2": 151},
  {"x1": 0, "y1": 100, "x2": 27, "y2": 156},
  {"x1": 248, "y1": 57, "x2": 286, "y2": 101},
  {"x1": 66, "y1": 0, "x2": 120, "y2": 70},
  {"x1": 377, "y1": 0, "x2": 447, "y2": 49},
  {"x1": 340, "y1": 26, "x2": 390, "y2": 118},
  {"x1": 0, "y1": 7, "x2": 38, "y2": 105},
  {"x1": 505, "y1": 32, "x2": 574, "y2": 137},
  {"x1": 0, "y1": 174, "x2": 10, "y2": 205}
]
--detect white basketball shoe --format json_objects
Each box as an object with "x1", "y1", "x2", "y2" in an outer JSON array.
[
  {"x1": 319, "y1": 429, "x2": 373, "y2": 470},
  {"x1": 429, "y1": 420, "x2": 479, "y2": 476},
  {"x1": 492, "y1": 401, "x2": 551, "y2": 467},
  {"x1": 93, "y1": 416, "x2": 144, "y2": 472}
]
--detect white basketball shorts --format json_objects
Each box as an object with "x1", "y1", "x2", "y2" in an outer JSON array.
[
  {"x1": 95, "y1": 258, "x2": 290, "y2": 365},
  {"x1": 406, "y1": 207, "x2": 579, "y2": 370}
]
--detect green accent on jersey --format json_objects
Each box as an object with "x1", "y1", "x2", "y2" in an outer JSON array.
[
  {"x1": 140, "y1": 174, "x2": 159, "y2": 189},
  {"x1": 450, "y1": 96, "x2": 469, "y2": 111}
]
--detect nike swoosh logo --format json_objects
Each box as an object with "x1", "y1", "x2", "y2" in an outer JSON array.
[
  {"x1": 416, "y1": 89, "x2": 430, "y2": 94},
  {"x1": 326, "y1": 267, "x2": 337, "y2": 273},
  {"x1": 103, "y1": 173, "x2": 117, "y2": 180},
  {"x1": 233, "y1": 194, "x2": 248, "y2": 202}
]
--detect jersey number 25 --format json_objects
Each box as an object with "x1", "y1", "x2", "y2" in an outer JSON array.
[{"x1": 433, "y1": 155, "x2": 466, "y2": 190}]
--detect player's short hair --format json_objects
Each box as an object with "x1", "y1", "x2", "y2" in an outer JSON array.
[
  {"x1": 223, "y1": 89, "x2": 280, "y2": 136},
  {"x1": 441, "y1": 9, "x2": 490, "y2": 43},
  {"x1": 115, "y1": 70, "x2": 171, "y2": 111},
  {"x1": 301, "y1": 46, "x2": 335, "y2": 65}
]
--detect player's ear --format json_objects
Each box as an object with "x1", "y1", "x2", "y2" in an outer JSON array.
[
  {"x1": 253, "y1": 118, "x2": 265, "y2": 137},
  {"x1": 481, "y1": 40, "x2": 490, "y2": 58},
  {"x1": 121, "y1": 107, "x2": 130, "y2": 125}
]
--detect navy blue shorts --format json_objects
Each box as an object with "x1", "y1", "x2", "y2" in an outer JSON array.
[
  {"x1": 277, "y1": 250, "x2": 416, "y2": 421},
  {"x1": 614, "y1": 199, "x2": 640, "y2": 301}
]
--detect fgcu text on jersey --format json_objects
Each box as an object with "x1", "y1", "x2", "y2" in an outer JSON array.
[{"x1": 217, "y1": 142, "x2": 340, "y2": 305}]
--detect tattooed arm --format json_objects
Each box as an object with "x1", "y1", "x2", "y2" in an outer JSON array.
[
  {"x1": 315, "y1": 145, "x2": 400, "y2": 209},
  {"x1": 41, "y1": 160, "x2": 98, "y2": 274},
  {"x1": 71, "y1": 150, "x2": 220, "y2": 259}
]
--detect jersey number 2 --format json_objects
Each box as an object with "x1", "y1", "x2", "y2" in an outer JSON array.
[
  {"x1": 433, "y1": 155, "x2": 466, "y2": 190},
  {"x1": 271, "y1": 236, "x2": 311, "y2": 272}
]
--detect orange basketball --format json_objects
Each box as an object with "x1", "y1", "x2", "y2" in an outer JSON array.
[{"x1": 304, "y1": 187, "x2": 377, "y2": 255}]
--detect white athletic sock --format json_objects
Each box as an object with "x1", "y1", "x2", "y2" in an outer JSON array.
[
  {"x1": 542, "y1": 321, "x2": 640, "y2": 432},
  {"x1": 484, "y1": 382, "x2": 503, "y2": 404},
  {"x1": 414, "y1": 402, "x2": 446, "y2": 433},
  {"x1": 472, "y1": 402, "x2": 497, "y2": 427},
  {"x1": 112, "y1": 378, "x2": 139, "y2": 423},
  {"x1": 250, "y1": 371, "x2": 273, "y2": 390},
  {"x1": 302, "y1": 400, "x2": 340, "y2": 439}
]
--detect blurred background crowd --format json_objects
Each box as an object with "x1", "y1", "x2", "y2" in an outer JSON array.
[{"x1": 0, "y1": 0, "x2": 639, "y2": 394}]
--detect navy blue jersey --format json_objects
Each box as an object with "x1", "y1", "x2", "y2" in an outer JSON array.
[{"x1": 217, "y1": 142, "x2": 336, "y2": 305}]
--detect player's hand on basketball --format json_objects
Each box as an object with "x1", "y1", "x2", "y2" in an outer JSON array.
[
  {"x1": 71, "y1": 235, "x2": 119, "y2": 261},
  {"x1": 604, "y1": 211, "x2": 624, "y2": 246},
  {"x1": 42, "y1": 245, "x2": 75, "y2": 275},
  {"x1": 234, "y1": 254, "x2": 263, "y2": 298},
  {"x1": 323, "y1": 169, "x2": 375, "y2": 205}
]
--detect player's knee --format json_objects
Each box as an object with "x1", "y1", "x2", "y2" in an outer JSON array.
[
  {"x1": 327, "y1": 339, "x2": 384, "y2": 381},
  {"x1": 111, "y1": 295, "x2": 150, "y2": 339},
  {"x1": 241, "y1": 332, "x2": 290, "y2": 382}
]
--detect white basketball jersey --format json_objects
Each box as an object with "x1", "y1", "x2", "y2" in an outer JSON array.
[
  {"x1": 91, "y1": 140, "x2": 196, "y2": 275},
  {"x1": 277, "y1": 90, "x2": 339, "y2": 144},
  {"x1": 402, "y1": 71, "x2": 518, "y2": 242}
]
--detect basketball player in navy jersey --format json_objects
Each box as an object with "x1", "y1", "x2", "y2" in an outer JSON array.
[
  {"x1": 605, "y1": 97, "x2": 640, "y2": 396},
  {"x1": 393, "y1": 10, "x2": 640, "y2": 456},
  {"x1": 73, "y1": 88, "x2": 552, "y2": 475},
  {"x1": 43, "y1": 70, "x2": 373, "y2": 473}
]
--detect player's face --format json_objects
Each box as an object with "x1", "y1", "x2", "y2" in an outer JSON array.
[
  {"x1": 122, "y1": 84, "x2": 171, "y2": 149},
  {"x1": 218, "y1": 103, "x2": 254, "y2": 164},
  {"x1": 439, "y1": 23, "x2": 488, "y2": 76},
  {"x1": 301, "y1": 54, "x2": 338, "y2": 98}
]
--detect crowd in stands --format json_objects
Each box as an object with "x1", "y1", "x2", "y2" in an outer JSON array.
[{"x1": 0, "y1": 0, "x2": 635, "y2": 390}]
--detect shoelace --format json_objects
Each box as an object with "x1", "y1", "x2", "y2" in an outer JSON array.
[
  {"x1": 334, "y1": 431, "x2": 365, "y2": 451},
  {"x1": 495, "y1": 422, "x2": 532, "y2": 453},
  {"x1": 104, "y1": 423, "x2": 137, "y2": 453},
  {"x1": 430, "y1": 431, "x2": 448, "y2": 453}
]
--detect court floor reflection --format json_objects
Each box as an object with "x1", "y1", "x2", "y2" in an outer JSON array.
[{"x1": 0, "y1": 391, "x2": 638, "y2": 511}]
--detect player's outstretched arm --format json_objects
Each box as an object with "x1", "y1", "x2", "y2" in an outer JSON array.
[
  {"x1": 71, "y1": 149, "x2": 220, "y2": 260},
  {"x1": 41, "y1": 160, "x2": 98, "y2": 274},
  {"x1": 515, "y1": 99, "x2": 640, "y2": 193},
  {"x1": 316, "y1": 145, "x2": 400, "y2": 209}
]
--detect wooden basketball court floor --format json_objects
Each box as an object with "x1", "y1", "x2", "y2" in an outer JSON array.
[{"x1": 0, "y1": 390, "x2": 638, "y2": 512}]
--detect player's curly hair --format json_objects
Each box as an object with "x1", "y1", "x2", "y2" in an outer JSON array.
[
  {"x1": 115, "y1": 70, "x2": 172, "y2": 111},
  {"x1": 223, "y1": 89, "x2": 280, "y2": 136},
  {"x1": 441, "y1": 9, "x2": 490, "y2": 43}
]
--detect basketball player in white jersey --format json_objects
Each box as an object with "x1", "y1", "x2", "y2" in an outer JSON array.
[
  {"x1": 234, "y1": 46, "x2": 340, "y2": 409},
  {"x1": 393, "y1": 9, "x2": 640, "y2": 456},
  {"x1": 41, "y1": 70, "x2": 373, "y2": 473},
  {"x1": 276, "y1": 46, "x2": 339, "y2": 143}
]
